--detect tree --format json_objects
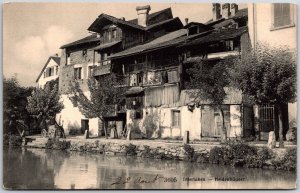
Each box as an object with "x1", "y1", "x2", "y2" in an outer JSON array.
[
  {"x1": 26, "y1": 79, "x2": 65, "y2": 137},
  {"x1": 70, "y1": 74, "x2": 127, "y2": 139},
  {"x1": 231, "y1": 43, "x2": 296, "y2": 147},
  {"x1": 3, "y1": 76, "x2": 34, "y2": 136},
  {"x1": 187, "y1": 58, "x2": 233, "y2": 142}
]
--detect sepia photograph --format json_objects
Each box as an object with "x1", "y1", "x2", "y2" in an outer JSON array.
[{"x1": 3, "y1": 2, "x2": 297, "y2": 190}]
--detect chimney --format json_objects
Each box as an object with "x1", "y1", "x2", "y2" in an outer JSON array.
[
  {"x1": 212, "y1": 3, "x2": 221, "y2": 21},
  {"x1": 185, "y1": 18, "x2": 189, "y2": 25},
  {"x1": 136, "y1": 5, "x2": 151, "y2": 27},
  {"x1": 120, "y1": 17, "x2": 125, "y2": 21},
  {"x1": 222, "y1": 3, "x2": 231, "y2": 19},
  {"x1": 230, "y1": 4, "x2": 238, "y2": 16}
]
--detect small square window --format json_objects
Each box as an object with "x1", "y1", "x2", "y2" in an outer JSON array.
[{"x1": 172, "y1": 110, "x2": 181, "y2": 127}]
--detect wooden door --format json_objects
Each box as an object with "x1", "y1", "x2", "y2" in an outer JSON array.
[{"x1": 201, "y1": 105, "x2": 215, "y2": 137}]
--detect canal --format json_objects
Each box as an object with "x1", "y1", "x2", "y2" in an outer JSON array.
[{"x1": 3, "y1": 147, "x2": 296, "y2": 189}]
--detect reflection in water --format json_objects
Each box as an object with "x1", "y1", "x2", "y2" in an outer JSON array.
[{"x1": 3, "y1": 148, "x2": 296, "y2": 189}]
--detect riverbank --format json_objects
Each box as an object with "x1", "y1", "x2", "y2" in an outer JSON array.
[{"x1": 7, "y1": 134, "x2": 297, "y2": 172}]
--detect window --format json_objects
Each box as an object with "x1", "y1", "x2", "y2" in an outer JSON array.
[
  {"x1": 74, "y1": 67, "x2": 82, "y2": 80},
  {"x1": 45, "y1": 67, "x2": 54, "y2": 77},
  {"x1": 273, "y1": 3, "x2": 294, "y2": 29},
  {"x1": 108, "y1": 31, "x2": 112, "y2": 41},
  {"x1": 112, "y1": 29, "x2": 117, "y2": 39},
  {"x1": 88, "y1": 66, "x2": 94, "y2": 77},
  {"x1": 172, "y1": 110, "x2": 181, "y2": 127},
  {"x1": 66, "y1": 53, "x2": 71, "y2": 65},
  {"x1": 82, "y1": 49, "x2": 87, "y2": 57}
]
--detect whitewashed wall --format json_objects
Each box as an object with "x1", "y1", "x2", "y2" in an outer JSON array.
[
  {"x1": 37, "y1": 59, "x2": 59, "y2": 88},
  {"x1": 57, "y1": 93, "x2": 99, "y2": 136}
]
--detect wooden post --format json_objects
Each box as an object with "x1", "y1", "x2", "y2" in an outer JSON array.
[{"x1": 183, "y1": 131, "x2": 189, "y2": 144}]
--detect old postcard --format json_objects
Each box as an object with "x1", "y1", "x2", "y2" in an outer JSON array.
[{"x1": 3, "y1": 2, "x2": 297, "y2": 190}]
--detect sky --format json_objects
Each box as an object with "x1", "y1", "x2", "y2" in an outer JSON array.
[{"x1": 3, "y1": 2, "x2": 247, "y2": 87}]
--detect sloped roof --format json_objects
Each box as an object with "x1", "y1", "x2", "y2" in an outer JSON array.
[
  {"x1": 92, "y1": 40, "x2": 121, "y2": 51},
  {"x1": 60, "y1": 34, "x2": 100, "y2": 49},
  {"x1": 128, "y1": 7, "x2": 173, "y2": 26},
  {"x1": 88, "y1": 14, "x2": 145, "y2": 32},
  {"x1": 179, "y1": 26, "x2": 248, "y2": 47},
  {"x1": 36, "y1": 56, "x2": 60, "y2": 83},
  {"x1": 145, "y1": 17, "x2": 182, "y2": 30},
  {"x1": 88, "y1": 8, "x2": 177, "y2": 33},
  {"x1": 109, "y1": 29, "x2": 188, "y2": 59}
]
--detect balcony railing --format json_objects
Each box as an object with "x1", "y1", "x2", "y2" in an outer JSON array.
[
  {"x1": 93, "y1": 63, "x2": 111, "y2": 76},
  {"x1": 117, "y1": 67, "x2": 179, "y2": 87},
  {"x1": 98, "y1": 59, "x2": 111, "y2": 66}
]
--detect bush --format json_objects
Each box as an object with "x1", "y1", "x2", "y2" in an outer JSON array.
[
  {"x1": 4, "y1": 134, "x2": 23, "y2": 147},
  {"x1": 209, "y1": 146, "x2": 228, "y2": 164},
  {"x1": 125, "y1": 143, "x2": 137, "y2": 156},
  {"x1": 143, "y1": 113, "x2": 159, "y2": 138},
  {"x1": 227, "y1": 141, "x2": 257, "y2": 167},
  {"x1": 68, "y1": 127, "x2": 83, "y2": 136},
  {"x1": 45, "y1": 138, "x2": 70, "y2": 150},
  {"x1": 272, "y1": 148, "x2": 297, "y2": 171},
  {"x1": 183, "y1": 144, "x2": 195, "y2": 161},
  {"x1": 245, "y1": 147, "x2": 274, "y2": 168}
]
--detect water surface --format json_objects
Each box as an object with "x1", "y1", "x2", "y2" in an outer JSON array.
[{"x1": 3, "y1": 147, "x2": 296, "y2": 189}]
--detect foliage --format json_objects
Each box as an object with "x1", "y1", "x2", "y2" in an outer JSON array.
[
  {"x1": 230, "y1": 43, "x2": 296, "y2": 104},
  {"x1": 125, "y1": 143, "x2": 137, "y2": 156},
  {"x1": 272, "y1": 148, "x2": 297, "y2": 171},
  {"x1": 187, "y1": 58, "x2": 235, "y2": 142},
  {"x1": 143, "y1": 112, "x2": 159, "y2": 138},
  {"x1": 45, "y1": 138, "x2": 70, "y2": 150},
  {"x1": 209, "y1": 146, "x2": 228, "y2": 164},
  {"x1": 68, "y1": 127, "x2": 83, "y2": 136},
  {"x1": 183, "y1": 144, "x2": 195, "y2": 161},
  {"x1": 286, "y1": 127, "x2": 297, "y2": 142},
  {"x1": 3, "y1": 134, "x2": 23, "y2": 147},
  {"x1": 26, "y1": 80, "x2": 63, "y2": 131},
  {"x1": 70, "y1": 74, "x2": 127, "y2": 138},
  {"x1": 231, "y1": 43, "x2": 296, "y2": 147},
  {"x1": 245, "y1": 147, "x2": 273, "y2": 168},
  {"x1": 3, "y1": 76, "x2": 34, "y2": 135}
]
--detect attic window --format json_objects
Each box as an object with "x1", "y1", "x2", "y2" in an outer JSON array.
[{"x1": 82, "y1": 49, "x2": 87, "y2": 57}]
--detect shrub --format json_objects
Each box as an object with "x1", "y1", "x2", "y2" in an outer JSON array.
[
  {"x1": 227, "y1": 141, "x2": 257, "y2": 167},
  {"x1": 245, "y1": 146, "x2": 274, "y2": 168},
  {"x1": 45, "y1": 138, "x2": 70, "y2": 150},
  {"x1": 209, "y1": 146, "x2": 227, "y2": 164},
  {"x1": 273, "y1": 148, "x2": 297, "y2": 171},
  {"x1": 143, "y1": 112, "x2": 159, "y2": 138},
  {"x1": 245, "y1": 155, "x2": 264, "y2": 168},
  {"x1": 68, "y1": 127, "x2": 82, "y2": 136},
  {"x1": 183, "y1": 144, "x2": 195, "y2": 161},
  {"x1": 125, "y1": 143, "x2": 137, "y2": 156},
  {"x1": 195, "y1": 153, "x2": 209, "y2": 163},
  {"x1": 4, "y1": 135, "x2": 23, "y2": 147}
]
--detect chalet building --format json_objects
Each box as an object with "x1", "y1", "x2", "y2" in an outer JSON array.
[
  {"x1": 247, "y1": 3, "x2": 296, "y2": 140},
  {"x1": 107, "y1": 3, "x2": 254, "y2": 140},
  {"x1": 36, "y1": 55, "x2": 60, "y2": 89},
  {"x1": 57, "y1": 5, "x2": 184, "y2": 136},
  {"x1": 54, "y1": 3, "x2": 283, "y2": 141}
]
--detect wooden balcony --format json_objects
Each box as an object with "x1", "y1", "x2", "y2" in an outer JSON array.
[{"x1": 93, "y1": 63, "x2": 111, "y2": 76}]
